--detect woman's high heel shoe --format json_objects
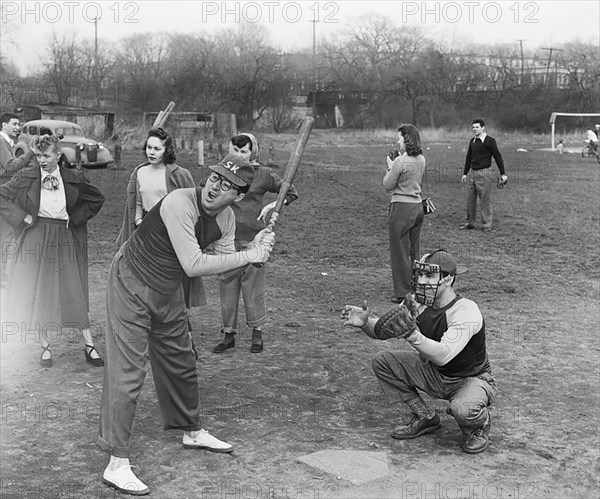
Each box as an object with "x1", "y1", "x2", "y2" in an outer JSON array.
[{"x1": 85, "y1": 345, "x2": 105, "y2": 367}]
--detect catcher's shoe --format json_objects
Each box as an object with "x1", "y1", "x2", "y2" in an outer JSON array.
[
  {"x1": 391, "y1": 413, "x2": 441, "y2": 440},
  {"x1": 462, "y1": 417, "x2": 491, "y2": 454}
]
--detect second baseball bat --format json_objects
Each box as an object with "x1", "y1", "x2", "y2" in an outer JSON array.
[{"x1": 254, "y1": 115, "x2": 314, "y2": 267}]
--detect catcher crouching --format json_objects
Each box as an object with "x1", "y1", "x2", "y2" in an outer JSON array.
[{"x1": 341, "y1": 249, "x2": 497, "y2": 454}]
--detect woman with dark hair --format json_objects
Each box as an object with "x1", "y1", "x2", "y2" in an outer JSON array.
[
  {"x1": 0, "y1": 135, "x2": 105, "y2": 367},
  {"x1": 117, "y1": 128, "x2": 194, "y2": 245},
  {"x1": 383, "y1": 123, "x2": 426, "y2": 303},
  {"x1": 116, "y1": 127, "x2": 202, "y2": 353}
]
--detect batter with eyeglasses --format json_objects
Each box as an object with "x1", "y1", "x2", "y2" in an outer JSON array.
[{"x1": 97, "y1": 153, "x2": 275, "y2": 496}]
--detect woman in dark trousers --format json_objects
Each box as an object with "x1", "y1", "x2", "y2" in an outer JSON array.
[{"x1": 384, "y1": 124, "x2": 426, "y2": 303}]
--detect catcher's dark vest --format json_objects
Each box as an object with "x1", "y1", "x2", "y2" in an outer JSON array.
[
  {"x1": 123, "y1": 188, "x2": 222, "y2": 294},
  {"x1": 418, "y1": 296, "x2": 490, "y2": 378}
]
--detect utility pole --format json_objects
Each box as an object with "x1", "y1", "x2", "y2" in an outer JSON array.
[
  {"x1": 517, "y1": 39, "x2": 525, "y2": 86},
  {"x1": 311, "y1": 17, "x2": 317, "y2": 121},
  {"x1": 541, "y1": 46, "x2": 562, "y2": 89},
  {"x1": 93, "y1": 16, "x2": 100, "y2": 107}
]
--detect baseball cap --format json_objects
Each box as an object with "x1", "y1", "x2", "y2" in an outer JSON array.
[
  {"x1": 209, "y1": 153, "x2": 254, "y2": 188},
  {"x1": 423, "y1": 250, "x2": 467, "y2": 276}
]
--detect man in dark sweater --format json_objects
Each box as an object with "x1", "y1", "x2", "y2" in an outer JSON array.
[
  {"x1": 460, "y1": 118, "x2": 507, "y2": 231},
  {"x1": 342, "y1": 250, "x2": 497, "y2": 454}
]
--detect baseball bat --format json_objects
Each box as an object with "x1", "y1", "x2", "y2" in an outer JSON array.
[{"x1": 253, "y1": 115, "x2": 314, "y2": 267}]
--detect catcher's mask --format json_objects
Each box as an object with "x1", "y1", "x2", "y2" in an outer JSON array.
[{"x1": 411, "y1": 250, "x2": 465, "y2": 305}]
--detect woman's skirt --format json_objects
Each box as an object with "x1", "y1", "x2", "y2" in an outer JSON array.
[{"x1": 7, "y1": 217, "x2": 89, "y2": 331}]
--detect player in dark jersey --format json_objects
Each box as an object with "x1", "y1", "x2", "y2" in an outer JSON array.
[{"x1": 342, "y1": 250, "x2": 497, "y2": 454}]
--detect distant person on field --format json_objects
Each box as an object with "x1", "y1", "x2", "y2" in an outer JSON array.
[
  {"x1": 384, "y1": 124, "x2": 426, "y2": 303},
  {"x1": 586, "y1": 125, "x2": 600, "y2": 153},
  {"x1": 460, "y1": 118, "x2": 507, "y2": 232},
  {"x1": 213, "y1": 133, "x2": 299, "y2": 354},
  {"x1": 556, "y1": 139, "x2": 564, "y2": 154},
  {"x1": 0, "y1": 112, "x2": 35, "y2": 288}
]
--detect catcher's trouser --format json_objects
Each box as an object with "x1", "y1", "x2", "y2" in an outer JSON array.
[
  {"x1": 372, "y1": 351, "x2": 497, "y2": 430},
  {"x1": 388, "y1": 202, "x2": 424, "y2": 299},
  {"x1": 219, "y1": 240, "x2": 267, "y2": 331},
  {"x1": 466, "y1": 169, "x2": 493, "y2": 228},
  {"x1": 97, "y1": 252, "x2": 202, "y2": 458}
]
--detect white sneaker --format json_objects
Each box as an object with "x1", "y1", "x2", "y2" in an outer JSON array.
[
  {"x1": 102, "y1": 464, "x2": 149, "y2": 496},
  {"x1": 183, "y1": 428, "x2": 233, "y2": 453}
]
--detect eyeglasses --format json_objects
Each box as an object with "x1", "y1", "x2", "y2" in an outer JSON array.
[{"x1": 208, "y1": 172, "x2": 235, "y2": 191}]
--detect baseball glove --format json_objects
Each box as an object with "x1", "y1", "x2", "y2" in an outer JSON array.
[
  {"x1": 374, "y1": 293, "x2": 419, "y2": 339},
  {"x1": 497, "y1": 175, "x2": 508, "y2": 189}
]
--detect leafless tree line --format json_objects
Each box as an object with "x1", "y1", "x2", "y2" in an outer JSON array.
[{"x1": 1, "y1": 16, "x2": 598, "y2": 131}]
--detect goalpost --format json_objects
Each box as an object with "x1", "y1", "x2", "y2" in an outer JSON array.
[{"x1": 549, "y1": 112, "x2": 600, "y2": 149}]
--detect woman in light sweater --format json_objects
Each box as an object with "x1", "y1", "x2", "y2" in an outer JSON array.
[{"x1": 383, "y1": 123, "x2": 426, "y2": 303}]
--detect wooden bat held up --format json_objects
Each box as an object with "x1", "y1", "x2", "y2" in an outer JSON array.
[
  {"x1": 152, "y1": 101, "x2": 175, "y2": 129},
  {"x1": 253, "y1": 115, "x2": 314, "y2": 267}
]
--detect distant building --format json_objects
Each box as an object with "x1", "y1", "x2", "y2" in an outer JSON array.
[{"x1": 15, "y1": 102, "x2": 115, "y2": 138}]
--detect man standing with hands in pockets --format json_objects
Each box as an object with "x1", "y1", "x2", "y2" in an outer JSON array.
[{"x1": 460, "y1": 118, "x2": 507, "y2": 232}]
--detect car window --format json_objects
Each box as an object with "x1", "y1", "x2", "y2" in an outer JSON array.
[
  {"x1": 40, "y1": 127, "x2": 52, "y2": 135},
  {"x1": 67, "y1": 127, "x2": 83, "y2": 136},
  {"x1": 28, "y1": 126, "x2": 37, "y2": 134},
  {"x1": 56, "y1": 126, "x2": 84, "y2": 136}
]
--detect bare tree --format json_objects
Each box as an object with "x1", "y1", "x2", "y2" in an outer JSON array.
[
  {"x1": 44, "y1": 34, "x2": 83, "y2": 104},
  {"x1": 556, "y1": 42, "x2": 600, "y2": 110},
  {"x1": 163, "y1": 33, "x2": 217, "y2": 109},
  {"x1": 79, "y1": 40, "x2": 115, "y2": 108},
  {"x1": 214, "y1": 23, "x2": 281, "y2": 127},
  {"x1": 321, "y1": 15, "x2": 423, "y2": 126},
  {"x1": 115, "y1": 33, "x2": 167, "y2": 109}
]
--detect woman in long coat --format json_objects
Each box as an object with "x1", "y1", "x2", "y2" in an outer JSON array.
[{"x1": 0, "y1": 135, "x2": 105, "y2": 367}]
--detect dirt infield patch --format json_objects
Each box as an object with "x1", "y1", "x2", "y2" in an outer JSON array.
[{"x1": 1, "y1": 133, "x2": 598, "y2": 498}]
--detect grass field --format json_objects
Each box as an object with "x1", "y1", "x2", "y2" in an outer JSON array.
[{"x1": 1, "y1": 129, "x2": 599, "y2": 498}]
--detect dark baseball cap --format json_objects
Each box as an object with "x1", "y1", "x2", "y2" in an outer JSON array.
[
  {"x1": 209, "y1": 153, "x2": 254, "y2": 188},
  {"x1": 423, "y1": 250, "x2": 467, "y2": 276}
]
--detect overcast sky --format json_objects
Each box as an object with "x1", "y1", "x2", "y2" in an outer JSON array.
[{"x1": 2, "y1": 0, "x2": 599, "y2": 76}]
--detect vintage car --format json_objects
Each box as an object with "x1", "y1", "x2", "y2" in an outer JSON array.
[{"x1": 14, "y1": 119, "x2": 114, "y2": 169}]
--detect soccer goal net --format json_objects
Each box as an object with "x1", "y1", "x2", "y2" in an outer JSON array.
[{"x1": 549, "y1": 112, "x2": 600, "y2": 149}]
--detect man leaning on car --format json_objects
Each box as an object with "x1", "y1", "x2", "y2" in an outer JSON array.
[{"x1": 0, "y1": 112, "x2": 34, "y2": 289}]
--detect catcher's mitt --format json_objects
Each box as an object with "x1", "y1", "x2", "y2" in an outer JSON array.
[
  {"x1": 497, "y1": 175, "x2": 508, "y2": 189},
  {"x1": 374, "y1": 293, "x2": 419, "y2": 339}
]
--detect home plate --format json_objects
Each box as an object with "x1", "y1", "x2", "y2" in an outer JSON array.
[{"x1": 297, "y1": 450, "x2": 390, "y2": 485}]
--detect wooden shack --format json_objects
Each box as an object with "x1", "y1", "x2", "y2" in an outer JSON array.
[{"x1": 17, "y1": 103, "x2": 115, "y2": 138}]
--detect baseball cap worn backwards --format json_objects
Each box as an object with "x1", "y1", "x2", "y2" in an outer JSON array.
[
  {"x1": 424, "y1": 250, "x2": 467, "y2": 276},
  {"x1": 209, "y1": 153, "x2": 254, "y2": 188}
]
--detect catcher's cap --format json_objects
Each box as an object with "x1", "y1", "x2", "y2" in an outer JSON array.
[
  {"x1": 422, "y1": 249, "x2": 467, "y2": 276},
  {"x1": 209, "y1": 154, "x2": 254, "y2": 188}
]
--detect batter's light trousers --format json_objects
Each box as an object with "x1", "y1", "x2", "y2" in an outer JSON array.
[{"x1": 97, "y1": 252, "x2": 202, "y2": 458}]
